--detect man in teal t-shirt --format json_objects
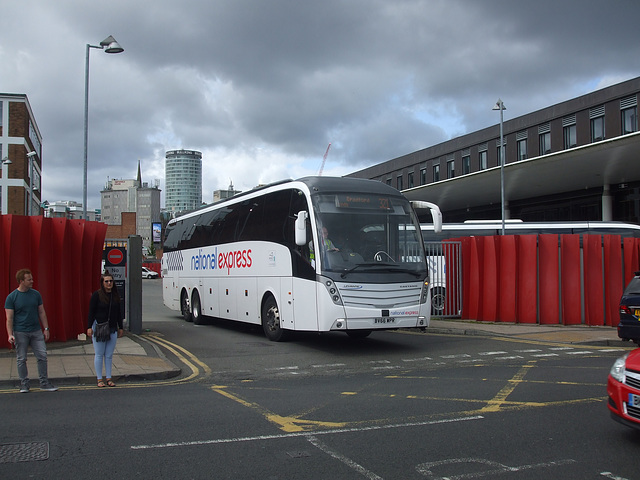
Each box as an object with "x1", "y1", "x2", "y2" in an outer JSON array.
[{"x1": 5, "y1": 269, "x2": 58, "y2": 393}]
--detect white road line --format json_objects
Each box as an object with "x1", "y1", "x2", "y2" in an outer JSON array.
[
  {"x1": 478, "y1": 351, "x2": 508, "y2": 356},
  {"x1": 307, "y1": 435, "x2": 384, "y2": 480},
  {"x1": 130, "y1": 415, "x2": 484, "y2": 450}
]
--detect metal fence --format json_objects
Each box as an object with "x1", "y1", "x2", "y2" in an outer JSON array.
[{"x1": 424, "y1": 241, "x2": 463, "y2": 318}]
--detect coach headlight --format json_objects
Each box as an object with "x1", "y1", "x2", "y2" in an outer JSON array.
[
  {"x1": 321, "y1": 276, "x2": 343, "y2": 305},
  {"x1": 421, "y1": 280, "x2": 430, "y2": 304}
]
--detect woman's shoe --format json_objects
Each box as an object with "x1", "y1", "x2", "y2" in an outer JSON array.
[{"x1": 97, "y1": 380, "x2": 106, "y2": 388}]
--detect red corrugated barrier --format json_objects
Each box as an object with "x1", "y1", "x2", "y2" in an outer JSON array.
[
  {"x1": 560, "y1": 234, "x2": 581, "y2": 325},
  {"x1": 538, "y1": 235, "x2": 560, "y2": 325},
  {"x1": 604, "y1": 235, "x2": 623, "y2": 327},
  {"x1": 583, "y1": 235, "x2": 605, "y2": 325},
  {"x1": 516, "y1": 235, "x2": 537, "y2": 324},
  {"x1": 498, "y1": 236, "x2": 517, "y2": 322},
  {"x1": 481, "y1": 236, "x2": 498, "y2": 322},
  {"x1": 1, "y1": 216, "x2": 107, "y2": 348}
]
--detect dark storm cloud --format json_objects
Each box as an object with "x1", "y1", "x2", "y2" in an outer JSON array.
[{"x1": 1, "y1": 0, "x2": 638, "y2": 209}]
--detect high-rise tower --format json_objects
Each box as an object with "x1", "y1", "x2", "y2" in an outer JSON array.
[{"x1": 165, "y1": 149, "x2": 202, "y2": 213}]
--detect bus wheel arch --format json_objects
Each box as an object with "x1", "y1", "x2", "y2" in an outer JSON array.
[
  {"x1": 261, "y1": 293, "x2": 289, "y2": 342},
  {"x1": 180, "y1": 288, "x2": 193, "y2": 322}
]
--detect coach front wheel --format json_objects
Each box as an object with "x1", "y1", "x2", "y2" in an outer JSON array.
[{"x1": 262, "y1": 295, "x2": 289, "y2": 342}]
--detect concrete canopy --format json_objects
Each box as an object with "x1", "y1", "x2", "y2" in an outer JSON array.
[{"x1": 402, "y1": 131, "x2": 640, "y2": 213}]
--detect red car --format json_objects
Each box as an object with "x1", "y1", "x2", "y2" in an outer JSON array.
[{"x1": 608, "y1": 348, "x2": 640, "y2": 430}]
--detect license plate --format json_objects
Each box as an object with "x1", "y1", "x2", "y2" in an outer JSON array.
[
  {"x1": 635, "y1": 309, "x2": 640, "y2": 318},
  {"x1": 374, "y1": 317, "x2": 395, "y2": 324},
  {"x1": 629, "y1": 393, "x2": 640, "y2": 406}
]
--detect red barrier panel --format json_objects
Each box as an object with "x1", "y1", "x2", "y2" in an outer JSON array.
[
  {"x1": 583, "y1": 235, "x2": 605, "y2": 326},
  {"x1": 538, "y1": 235, "x2": 560, "y2": 324},
  {"x1": 624, "y1": 238, "x2": 640, "y2": 285},
  {"x1": 516, "y1": 235, "x2": 538, "y2": 324},
  {"x1": 560, "y1": 234, "x2": 581, "y2": 325},
  {"x1": 1, "y1": 216, "x2": 107, "y2": 348},
  {"x1": 498, "y1": 236, "x2": 517, "y2": 322},
  {"x1": 604, "y1": 235, "x2": 623, "y2": 327},
  {"x1": 461, "y1": 237, "x2": 480, "y2": 320},
  {"x1": 481, "y1": 236, "x2": 498, "y2": 322}
]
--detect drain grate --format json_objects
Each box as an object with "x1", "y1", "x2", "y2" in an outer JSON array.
[{"x1": 0, "y1": 442, "x2": 49, "y2": 463}]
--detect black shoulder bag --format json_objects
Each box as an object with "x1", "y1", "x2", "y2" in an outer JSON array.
[{"x1": 94, "y1": 294, "x2": 112, "y2": 342}]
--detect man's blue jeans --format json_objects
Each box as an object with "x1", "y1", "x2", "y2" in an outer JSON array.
[{"x1": 14, "y1": 330, "x2": 48, "y2": 387}]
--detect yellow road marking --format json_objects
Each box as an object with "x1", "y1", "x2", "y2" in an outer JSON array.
[{"x1": 211, "y1": 385, "x2": 347, "y2": 433}]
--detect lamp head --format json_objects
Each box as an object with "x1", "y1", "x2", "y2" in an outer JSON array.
[
  {"x1": 100, "y1": 35, "x2": 124, "y2": 54},
  {"x1": 27, "y1": 151, "x2": 37, "y2": 158}
]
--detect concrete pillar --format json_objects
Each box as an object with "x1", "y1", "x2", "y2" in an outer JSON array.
[{"x1": 602, "y1": 184, "x2": 613, "y2": 221}]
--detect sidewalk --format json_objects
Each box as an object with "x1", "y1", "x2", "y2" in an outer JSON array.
[
  {"x1": 0, "y1": 334, "x2": 180, "y2": 389},
  {"x1": 0, "y1": 320, "x2": 632, "y2": 389}
]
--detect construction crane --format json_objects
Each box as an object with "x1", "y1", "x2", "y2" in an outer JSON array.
[{"x1": 318, "y1": 143, "x2": 331, "y2": 176}]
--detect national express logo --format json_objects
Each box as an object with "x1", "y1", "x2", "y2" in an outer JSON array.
[{"x1": 191, "y1": 247, "x2": 252, "y2": 274}]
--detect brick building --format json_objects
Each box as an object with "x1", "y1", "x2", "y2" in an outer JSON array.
[{"x1": 0, "y1": 93, "x2": 43, "y2": 216}]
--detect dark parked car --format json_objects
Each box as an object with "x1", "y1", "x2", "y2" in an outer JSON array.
[
  {"x1": 618, "y1": 272, "x2": 640, "y2": 346},
  {"x1": 608, "y1": 348, "x2": 640, "y2": 430}
]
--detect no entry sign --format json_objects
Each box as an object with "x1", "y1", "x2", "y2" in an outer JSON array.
[{"x1": 105, "y1": 247, "x2": 126, "y2": 266}]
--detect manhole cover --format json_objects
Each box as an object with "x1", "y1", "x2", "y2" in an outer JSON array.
[{"x1": 0, "y1": 442, "x2": 49, "y2": 463}]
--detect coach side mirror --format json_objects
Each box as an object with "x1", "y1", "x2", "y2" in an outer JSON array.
[
  {"x1": 411, "y1": 201, "x2": 443, "y2": 233},
  {"x1": 295, "y1": 211, "x2": 309, "y2": 246}
]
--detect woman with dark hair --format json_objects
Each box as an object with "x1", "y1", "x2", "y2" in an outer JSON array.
[{"x1": 86, "y1": 272, "x2": 124, "y2": 387}]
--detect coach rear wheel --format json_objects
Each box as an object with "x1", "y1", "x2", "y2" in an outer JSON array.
[
  {"x1": 262, "y1": 295, "x2": 289, "y2": 342},
  {"x1": 191, "y1": 290, "x2": 203, "y2": 325},
  {"x1": 181, "y1": 290, "x2": 193, "y2": 322}
]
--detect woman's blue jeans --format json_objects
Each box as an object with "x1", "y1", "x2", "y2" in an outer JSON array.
[{"x1": 92, "y1": 323, "x2": 118, "y2": 379}]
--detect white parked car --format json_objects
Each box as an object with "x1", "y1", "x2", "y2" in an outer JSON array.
[{"x1": 142, "y1": 267, "x2": 159, "y2": 279}]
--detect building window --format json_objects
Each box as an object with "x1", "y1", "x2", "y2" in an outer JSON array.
[
  {"x1": 433, "y1": 164, "x2": 440, "y2": 182},
  {"x1": 420, "y1": 168, "x2": 426, "y2": 185},
  {"x1": 407, "y1": 171, "x2": 414, "y2": 188},
  {"x1": 462, "y1": 155, "x2": 470, "y2": 174},
  {"x1": 516, "y1": 139, "x2": 527, "y2": 160},
  {"x1": 515, "y1": 131, "x2": 527, "y2": 161},
  {"x1": 386, "y1": 178, "x2": 392, "y2": 186},
  {"x1": 563, "y1": 124, "x2": 576, "y2": 149},
  {"x1": 590, "y1": 105, "x2": 605, "y2": 142},
  {"x1": 397, "y1": 175, "x2": 403, "y2": 190},
  {"x1": 447, "y1": 160, "x2": 455, "y2": 179},
  {"x1": 478, "y1": 150, "x2": 487, "y2": 170},
  {"x1": 622, "y1": 106, "x2": 637, "y2": 135},
  {"x1": 539, "y1": 132, "x2": 551, "y2": 155},
  {"x1": 591, "y1": 116, "x2": 605, "y2": 142}
]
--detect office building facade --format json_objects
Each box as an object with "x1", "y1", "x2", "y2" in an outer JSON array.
[
  {"x1": 0, "y1": 93, "x2": 43, "y2": 216},
  {"x1": 101, "y1": 167, "x2": 161, "y2": 251},
  {"x1": 348, "y1": 77, "x2": 640, "y2": 224},
  {"x1": 165, "y1": 149, "x2": 202, "y2": 213}
]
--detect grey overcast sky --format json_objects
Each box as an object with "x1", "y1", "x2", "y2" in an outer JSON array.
[{"x1": 2, "y1": 0, "x2": 639, "y2": 211}]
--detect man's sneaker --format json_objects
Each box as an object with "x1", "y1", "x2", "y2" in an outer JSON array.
[
  {"x1": 40, "y1": 383, "x2": 58, "y2": 392},
  {"x1": 19, "y1": 385, "x2": 30, "y2": 393}
]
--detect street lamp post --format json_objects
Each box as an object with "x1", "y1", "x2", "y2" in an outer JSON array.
[
  {"x1": 493, "y1": 99, "x2": 506, "y2": 235},
  {"x1": 83, "y1": 35, "x2": 124, "y2": 220}
]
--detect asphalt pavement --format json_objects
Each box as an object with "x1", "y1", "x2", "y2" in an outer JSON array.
[{"x1": 0, "y1": 318, "x2": 631, "y2": 390}]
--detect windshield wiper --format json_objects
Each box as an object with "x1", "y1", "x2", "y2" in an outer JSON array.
[{"x1": 340, "y1": 263, "x2": 421, "y2": 278}]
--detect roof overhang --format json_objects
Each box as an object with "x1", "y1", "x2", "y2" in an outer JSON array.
[{"x1": 402, "y1": 132, "x2": 640, "y2": 212}]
